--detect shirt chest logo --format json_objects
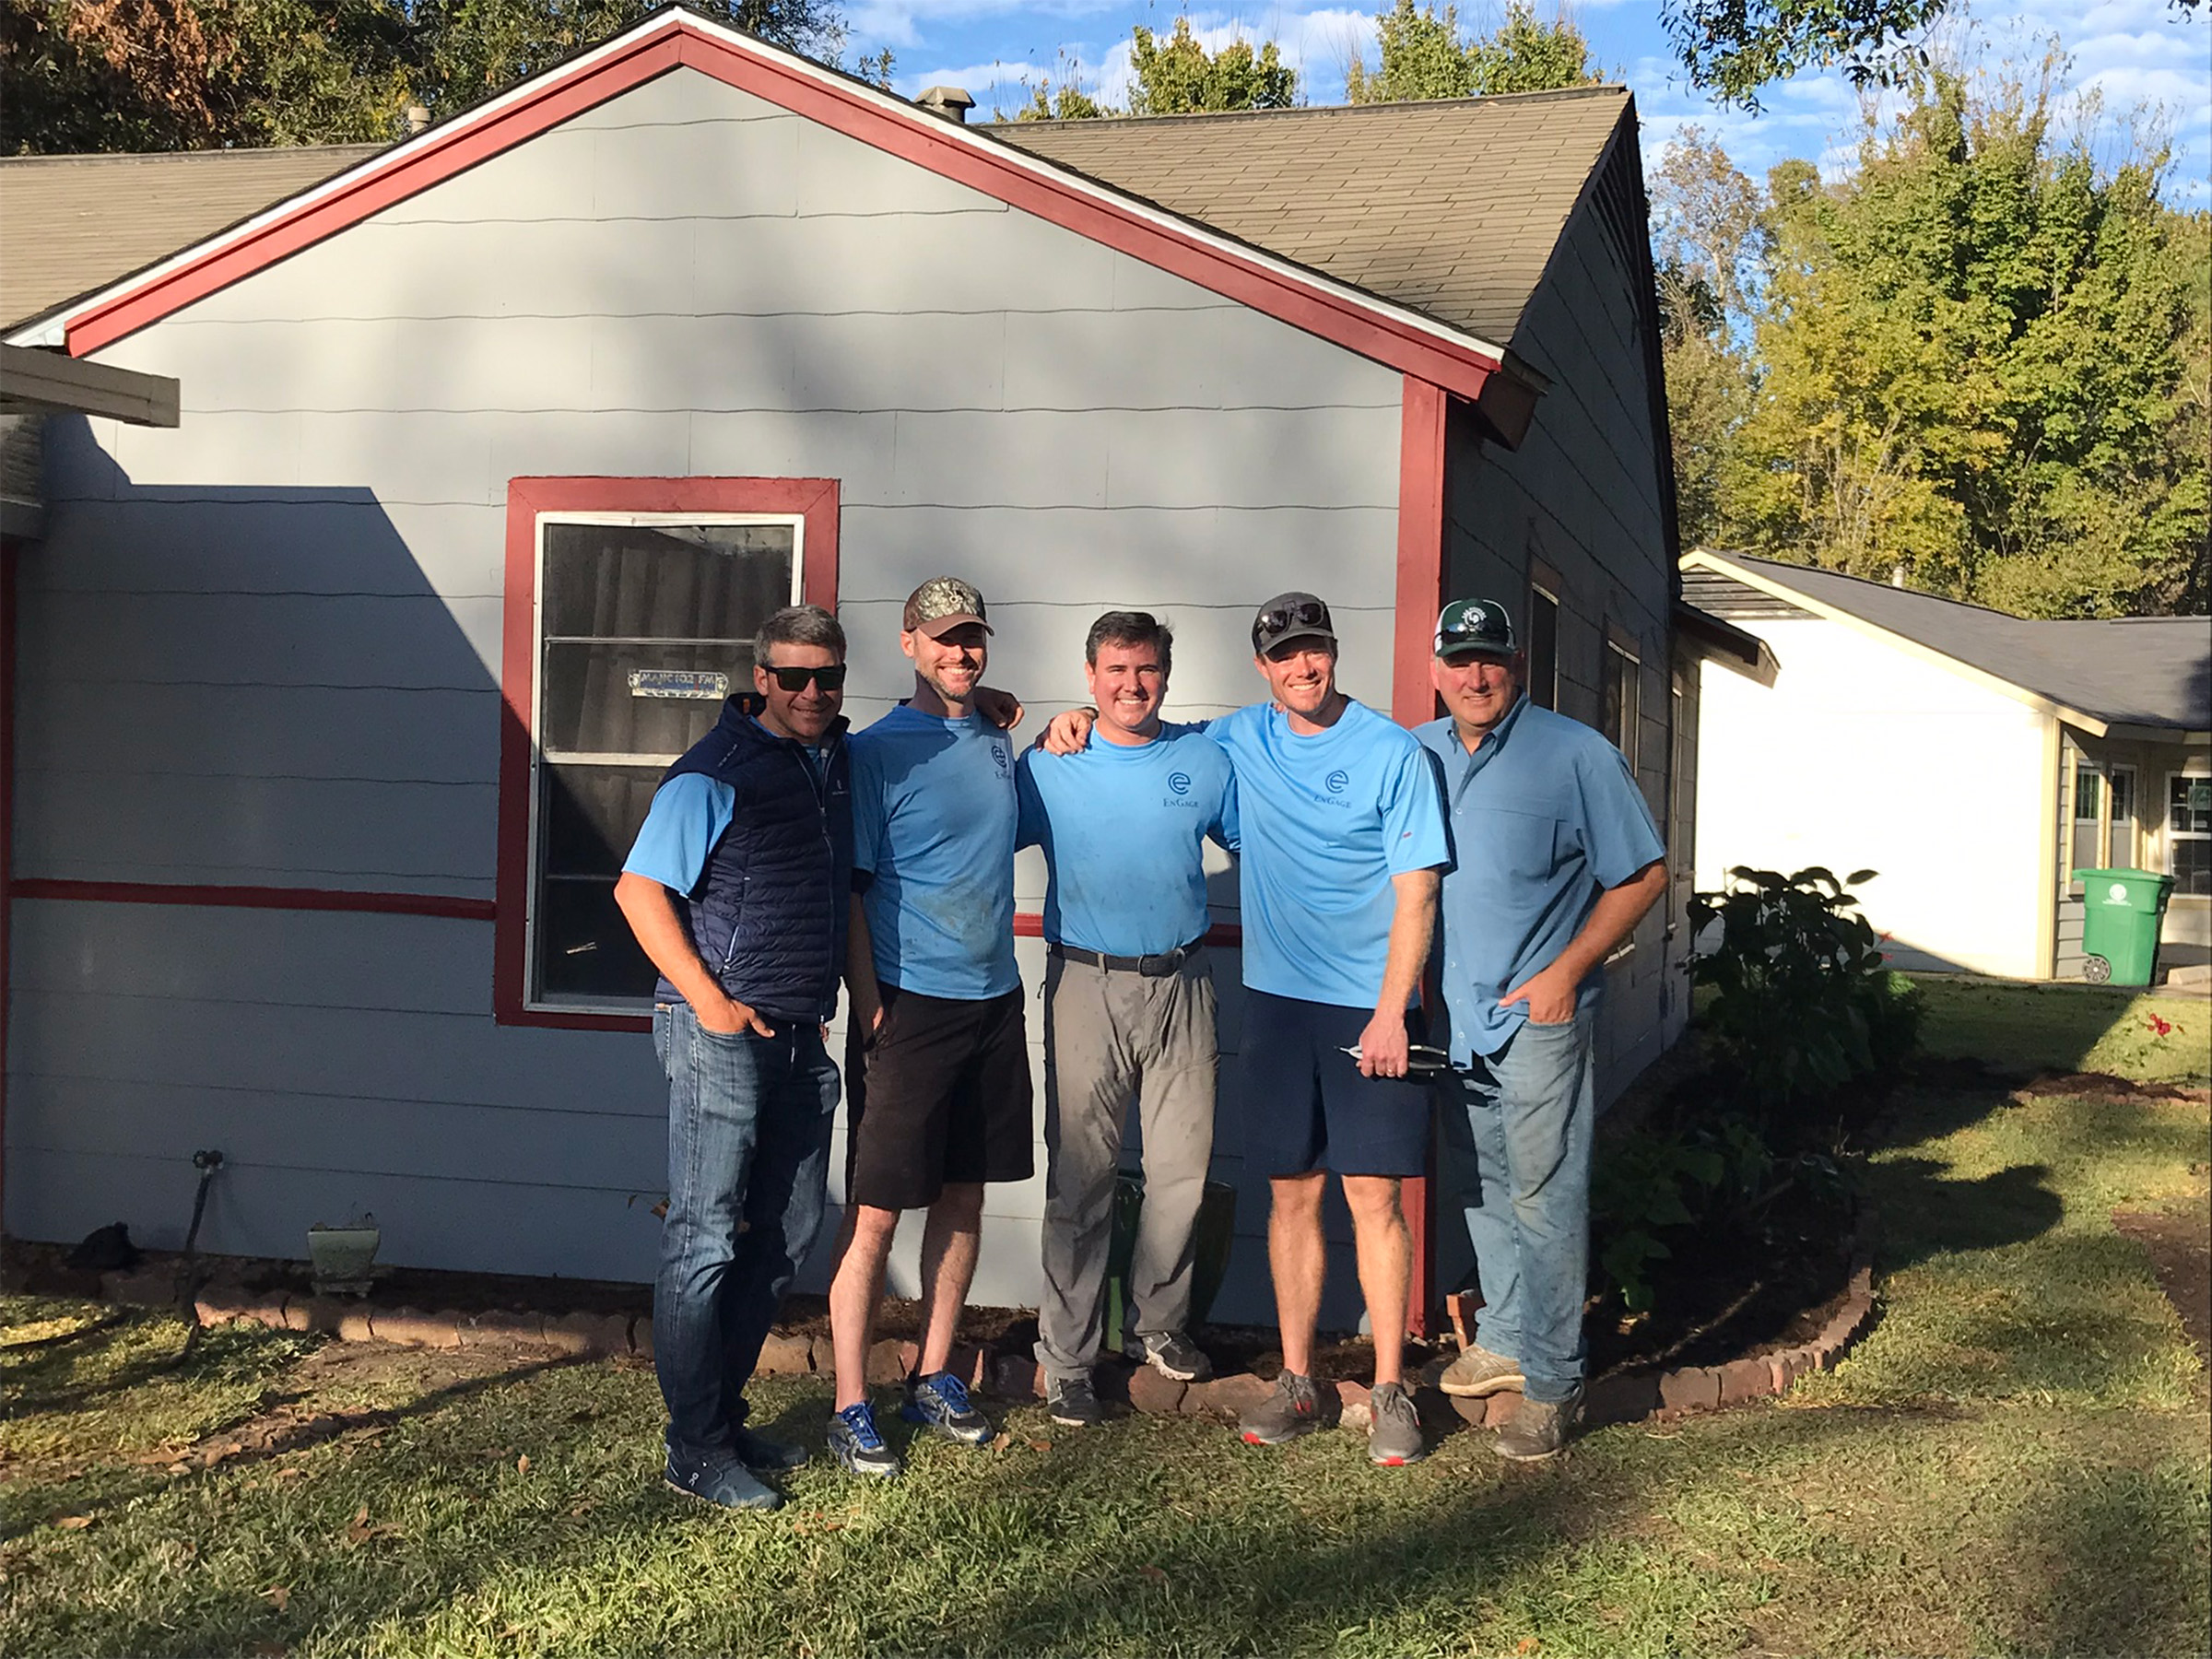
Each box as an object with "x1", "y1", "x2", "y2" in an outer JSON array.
[
  {"x1": 1325, "y1": 770, "x2": 1350, "y2": 794},
  {"x1": 1167, "y1": 771, "x2": 1193, "y2": 796},
  {"x1": 990, "y1": 742, "x2": 1010, "y2": 776}
]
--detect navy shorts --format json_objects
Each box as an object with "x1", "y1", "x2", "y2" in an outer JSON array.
[{"x1": 1234, "y1": 988, "x2": 1432, "y2": 1178}]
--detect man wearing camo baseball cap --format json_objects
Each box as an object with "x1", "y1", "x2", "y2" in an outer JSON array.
[
  {"x1": 1418, "y1": 596, "x2": 1667, "y2": 1462},
  {"x1": 827, "y1": 574, "x2": 1028, "y2": 1477}
]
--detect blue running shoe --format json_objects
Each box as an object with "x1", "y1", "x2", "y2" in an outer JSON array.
[
  {"x1": 663, "y1": 1447, "x2": 782, "y2": 1512},
  {"x1": 827, "y1": 1401, "x2": 902, "y2": 1478},
  {"x1": 901, "y1": 1370, "x2": 995, "y2": 1446}
]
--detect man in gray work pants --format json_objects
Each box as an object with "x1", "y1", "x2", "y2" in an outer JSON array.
[{"x1": 1015, "y1": 611, "x2": 1239, "y2": 1425}]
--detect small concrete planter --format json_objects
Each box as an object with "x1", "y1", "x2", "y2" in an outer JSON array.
[{"x1": 306, "y1": 1221, "x2": 381, "y2": 1296}]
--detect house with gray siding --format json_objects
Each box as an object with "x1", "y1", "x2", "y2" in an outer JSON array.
[{"x1": 0, "y1": 8, "x2": 1746, "y2": 1331}]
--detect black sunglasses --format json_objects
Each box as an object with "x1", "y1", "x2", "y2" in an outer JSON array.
[
  {"x1": 766, "y1": 663, "x2": 847, "y2": 692},
  {"x1": 1253, "y1": 599, "x2": 1329, "y2": 642}
]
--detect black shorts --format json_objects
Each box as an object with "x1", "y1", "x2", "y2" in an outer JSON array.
[
  {"x1": 1235, "y1": 988, "x2": 1432, "y2": 1179},
  {"x1": 845, "y1": 983, "x2": 1035, "y2": 1212}
]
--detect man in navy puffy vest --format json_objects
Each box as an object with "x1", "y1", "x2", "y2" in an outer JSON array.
[{"x1": 614, "y1": 603, "x2": 854, "y2": 1512}]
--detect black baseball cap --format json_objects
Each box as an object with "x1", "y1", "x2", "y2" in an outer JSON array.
[
  {"x1": 1434, "y1": 597, "x2": 1518, "y2": 660},
  {"x1": 1252, "y1": 592, "x2": 1336, "y2": 655}
]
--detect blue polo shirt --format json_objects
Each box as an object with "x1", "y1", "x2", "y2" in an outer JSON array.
[
  {"x1": 850, "y1": 704, "x2": 1019, "y2": 1000},
  {"x1": 1209, "y1": 699, "x2": 1450, "y2": 1010},
  {"x1": 1017, "y1": 724, "x2": 1239, "y2": 958},
  {"x1": 1416, "y1": 695, "x2": 1665, "y2": 1062}
]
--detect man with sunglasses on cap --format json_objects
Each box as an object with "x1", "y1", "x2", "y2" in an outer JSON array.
[
  {"x1": 828, "y1": 576, "x2": 1029, "y2": 1477},
  {"x1": 615, "y1": 603, "x2": 855, "y2": 1512},
  {"x1": 1044, "y1": 592, "x2": 1450, "y2": 1465},
  {"x1": 1419, "y1": 598, "x2": 1666, "y2": 1460}
]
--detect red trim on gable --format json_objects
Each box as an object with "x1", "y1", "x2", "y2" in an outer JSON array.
[
  {"x1": 58, "y1": 18, "x2": 1506, "y2": 406},
  {"x1": 497, "y1": 476, "x2": 840, "y2": 1033},
  {"x1": 1391, "y1": 375, "x2": 1450, "y2": 1341}
]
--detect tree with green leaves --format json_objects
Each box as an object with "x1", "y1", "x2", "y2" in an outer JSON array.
[
  {"x1": 1345, "y1": 1, "x2": 1597, "y2": 104},
  {"x1": 1, "y1": 0, "x2": 853, "y2": 153},
  {"x1": 1124, "y1": 18, "x2": 1294, "y2": 115},
  {"x1": 1652, "y1": 62, "x2": 2210, "y2": 617},
  {"x1": 1663, "y1": 0, "x2": 2207, "y2": 109}
]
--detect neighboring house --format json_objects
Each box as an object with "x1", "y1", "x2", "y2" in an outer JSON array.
[
  {"x1": 0, "y1": 9, "x2": 1747, "y2": 1328},
  {"x1": 1685, "y1": 550, "x2": 2211, "y2": 982}
]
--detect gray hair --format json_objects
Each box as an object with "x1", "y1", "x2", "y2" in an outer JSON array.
[{"x1": 753, "y1": 604, "x2": 846, "y2": 665}]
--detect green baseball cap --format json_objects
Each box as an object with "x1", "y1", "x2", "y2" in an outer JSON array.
[{"x1": 1434, "y1": 597, "x2": 1517, "y2": 659}]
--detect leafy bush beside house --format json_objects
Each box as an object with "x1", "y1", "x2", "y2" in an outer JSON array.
[{"x1": 1588, "y1": 867, "x2": 1917, "y2": 1315}]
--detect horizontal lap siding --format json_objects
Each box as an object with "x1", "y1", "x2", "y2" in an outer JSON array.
[
  {"x1": 1441, "y1": 152, "x2": 1679, "y2": 1107},
  {"x1": 15, "y1": 65, "x2": 1402, "y2": 1323}
]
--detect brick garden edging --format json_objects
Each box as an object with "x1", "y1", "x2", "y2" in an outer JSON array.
[{"x1": 83, "y1": 1218, "x2": 1880, "y2": 1435}]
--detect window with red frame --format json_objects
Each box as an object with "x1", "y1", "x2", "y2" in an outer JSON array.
[{"x1": 512, "y1": 501, "x2": 827, "y2": 1015}]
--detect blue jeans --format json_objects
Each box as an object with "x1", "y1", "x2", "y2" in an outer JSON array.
[
  {"x1": 1437, "y1": 1011, "x2": 1596, "y2": 1404},
  {"x1": 653, "y1": 1003, "x2": 839, "y2": 1461}
]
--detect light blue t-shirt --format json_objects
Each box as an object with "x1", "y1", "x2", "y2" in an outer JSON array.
[
  {"x1": 850, "y1": 703, "x2": 1019, "y2": 1001},
  {"x1": 623, "y1": 772, "x2": 735, "y2": 894},
  {"x1": 1208, "y1": 699, "x2": 1451, "y2": 1010},
  {"x1": 1417, "y1": 696, "x2": 1666, "y2": 1063},
  {"x1": 1017, "y1": 723, "x2": 1240, "y2": 959}
]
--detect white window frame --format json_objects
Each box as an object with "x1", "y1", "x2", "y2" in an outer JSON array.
[
  {"x1": 1602, "y1": 635, "x2": 1641, "y2": 770},
  {"x1": 2166, "y1": 767, "x2": 2212, "y2": 898},
  {"x1": 524, "y1": 510, "x2": 806, "y2": 1017}
]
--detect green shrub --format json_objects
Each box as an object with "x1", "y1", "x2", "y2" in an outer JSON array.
[{"x1": 1688, "y1": 865, "x2": 1923, "y2": 1122}]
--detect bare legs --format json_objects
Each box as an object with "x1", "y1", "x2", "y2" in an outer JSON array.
[
  {"x1": 1266, "y1": 1171, "x2": 1408, "y2": 1388},
  {"x1": 828, "y1": 1183, "x2": 983, "y2": 1407}
]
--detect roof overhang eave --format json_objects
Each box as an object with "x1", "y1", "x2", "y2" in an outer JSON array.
[
  {"x1": 1673, "y1": 596, "x2": 1777, "y2": 687},
  {"x1": 0, "y1": 344, "x2": 178, "y2": 425}
]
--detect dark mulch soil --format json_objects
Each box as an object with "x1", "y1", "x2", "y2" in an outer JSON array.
[{"x1": 2114, "y1": 1206, "x2": 2212, "y2": 1361}]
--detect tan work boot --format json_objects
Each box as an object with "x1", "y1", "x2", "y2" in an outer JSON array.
[{"x1": 1438, "y1": 1343, "x2": 1525, "y2": 1398}]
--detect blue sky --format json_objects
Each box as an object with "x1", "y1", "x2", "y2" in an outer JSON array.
[{"x1": 844, "y1": 1, "x2": 2212, "y2": 204}]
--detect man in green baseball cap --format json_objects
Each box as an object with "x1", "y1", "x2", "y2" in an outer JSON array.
[{"x1": 1417, "y1": 595, "x2": 1667, "y2": 1461}]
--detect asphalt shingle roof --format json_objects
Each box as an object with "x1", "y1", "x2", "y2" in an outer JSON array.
[
  {"x1": 996, "y1": 89, "x2": 1630, "y2": 347},
  {"x1": 0, "y1": 145, "x2": 381, "y2": 335},
  {"x1": 1714, "y1": 554, "x2": 2212, "y2": 731}
]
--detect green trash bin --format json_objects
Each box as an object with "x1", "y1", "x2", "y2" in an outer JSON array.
[{"x1": 2070, "y1": 866, "x2": 2176, "y2": 986}]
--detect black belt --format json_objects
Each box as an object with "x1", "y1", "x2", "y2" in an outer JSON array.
[{"x1": 1049, "y1": 938, "x2": 1206, "y2": 977}]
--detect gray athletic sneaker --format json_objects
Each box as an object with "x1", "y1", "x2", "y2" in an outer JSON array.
[
  {"x1": 1438, "y1": 1343, "x2": 1525, "y2": 1399},
  {"x1": 1124, "y1": 1330, "x2": 1214, "y2": 1382},
  {"x1": 1239, "y1": 1370, "x2": 1323, "y2": 1445},
  {"x1": 1494, "y1": 1390, "x2": 1582, "y2": 1462},
  {"x1": 1367, "y1": 1381, "x2": 1426, "y2": 1465}
]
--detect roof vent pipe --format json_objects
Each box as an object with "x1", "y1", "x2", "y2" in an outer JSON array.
[
  {"x1": 405, "y1": 105, "x2": 432, "y2": 135},
  {"x1": 1890, "y1": 564, "x2": 1907, "y2": 587},
  {"x1": 915, "y1": 87, "x2": 975, "y2": 123}
]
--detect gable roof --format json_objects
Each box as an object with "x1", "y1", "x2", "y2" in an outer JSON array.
[
  {"x1": 999, "y1": 88, "x2": 1631, "y2": 351},
  {"x1": 0, "y1": 10, "x2": 1649, "y2": 442},
  {"x1": 0, "y1": 145, "x2": 378, "y2": 339},
  {"x1": 1683, "y1": 550, "x2": 2212, "y2": 735}
]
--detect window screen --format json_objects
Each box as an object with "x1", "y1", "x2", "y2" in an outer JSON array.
[
  {"x1": 2170, "y1": 774, "x2": 2212, "y2": 897},
  {"x1": 1526, "y1": 587, "x2": 1559, "y2": 711},
  {"x1": 530, "y1": 517, "x2": 801, "y2": 1010},
  {"x1": 1601, "y1": 640, "x2": 1640, "y2": 768}
]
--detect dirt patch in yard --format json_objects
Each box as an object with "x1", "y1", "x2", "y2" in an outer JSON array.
[{"x1": 2113, "y1": 1206, "x2": 2212, "y2": 1363}]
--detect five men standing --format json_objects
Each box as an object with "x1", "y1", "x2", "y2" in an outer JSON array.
[{"x1": 618, "y1": 577, "x2": 1665, "y2": 1506}]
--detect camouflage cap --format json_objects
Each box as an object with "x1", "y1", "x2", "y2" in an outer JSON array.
[{"x1": 903, "y1": 575, "x2": 993, "y2": 639}]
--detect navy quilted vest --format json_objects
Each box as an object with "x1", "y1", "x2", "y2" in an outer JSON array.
[{"x1": 655, "y1": 696, "x2": 853, "y2": 1023}]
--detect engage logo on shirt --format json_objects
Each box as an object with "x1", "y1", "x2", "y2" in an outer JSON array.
[{"x1": 989, "y1": 740, "x2": 1011, "y2": 777}]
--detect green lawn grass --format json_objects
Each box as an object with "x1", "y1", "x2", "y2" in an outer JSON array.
[
  {"x1": 1911, "y1": 977, "x2": 2211, "y2": 1085},
  {"x1": 5, "y1": 992, "x2": 2207, "y2": 1657}
]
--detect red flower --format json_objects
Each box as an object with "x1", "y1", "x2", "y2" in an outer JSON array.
[{"x1": 2147, "y1": 1014, "x2": 2172, "y2": 1037}]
